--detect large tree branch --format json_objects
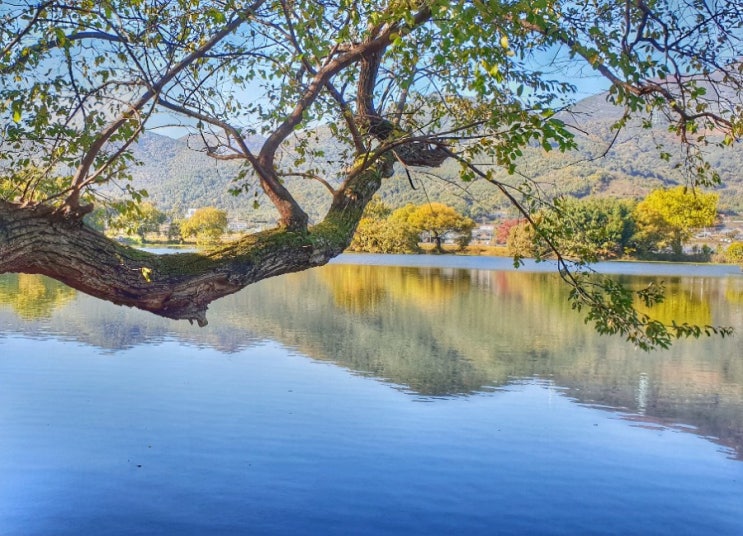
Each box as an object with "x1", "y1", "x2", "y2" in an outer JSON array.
[
  {"x1": 0, "y1": 158, "x2": 384, "y2": 326},
  {"x1": 241, "y1": 4, "x2": 435, "y2": 228},
  {"x1": 508, "y1": 6, "x2": 738, "y2": 135},
  {"x1": 258, "y1": 4, "x2": 434, "y2": 164}
]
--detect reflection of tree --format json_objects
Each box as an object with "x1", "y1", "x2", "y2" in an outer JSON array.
[
  {"x1": 319, "y1": 264, "x2": 463, "y2": 314},
  {"x1": 312, "y1": 265, "x2": 743, "y2": 458},
  {"x1": 319, "y1": 265, "x2": 388, "y2": 314},
  {"x1": 633, "y1": 277, "x2": 712, "y2": 327},
  {"x1": 724, "y1": 278, "x2": 743, "y2": 306},
  {"x1": 0, "y1": 274, "x2": 76, "y2": 319},
  {"x1": 1, "y1": 265, "x2": 741, "y2": 458}
]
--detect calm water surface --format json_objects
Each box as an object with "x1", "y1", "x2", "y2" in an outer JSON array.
[{"x1": 1, "y1": 256, "x2": 742, "y2": 535}]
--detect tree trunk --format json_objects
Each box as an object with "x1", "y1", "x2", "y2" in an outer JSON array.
[
  {"x1": 433, "y1": 233, "x2": 443, "y2": 253},
  {"x1": 671, "y1": 229, "x2": 684, "y2": 256},
  {"x1": 0, "y1": 159, "x2": 389, "y2": 326}
]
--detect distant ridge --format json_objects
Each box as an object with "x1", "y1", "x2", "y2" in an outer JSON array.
[{"x1": 124, "y1": 92, "x2": 743, "y2": 224}]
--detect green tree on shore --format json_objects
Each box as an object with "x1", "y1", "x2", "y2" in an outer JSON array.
[
  {"x1": 544, "y1": 197, "x2": 637, "y2": 261},
  {"x1": 110, "y1": 202, "x2": 167, "y2": 243},
  {"x1": 180, "y1": 208, "x2": 228, "y2": 246}
]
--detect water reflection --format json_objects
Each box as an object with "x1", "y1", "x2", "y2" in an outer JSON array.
[
  {"x1": 0, "y1": 274, "x2": 76, "y2": 319},
  {"x1": 1, "y1": 264, "x2": 742, "y2": 459}
]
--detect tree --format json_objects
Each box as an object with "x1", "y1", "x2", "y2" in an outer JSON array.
[
  {"x1": 349, "y1": 198, "x2": 419, "y2": 253},
  {"x1": 633, "y1": 187, "x2": 718, "y2": 256},
  {"x1": 0, "y1": 1, "x2": 740, "y2": 347},
  {"x1": 166, "y1": 220, "x2": 183, "y2": 243},
  {"x1": 349, "y1": 216, "x2": 420, "y2": 254},
  {"x1": 110, "y1": 202, "x2": 167, "y2": 242},
  {"x1": 726, "y1": 243, "x2": 743, "y2": 265},
  {"x1": 507, "y1": 219, "x2": 539, "y2": 260},
  {"x1": 180, "y1": 207, "x2": 228, "y2": 245},
  {"x1": 404, "y1": 203, "x2": 474, "y2": 252},
  {"x1": 507, "y1": 197, "x2": 636, "y2": 261},
  {"x1": 495, "y1": 219, "x2": 522, "y2": 246},
  {"x1": 542, "y1": 197, "x2": 637, "y2": 261}
]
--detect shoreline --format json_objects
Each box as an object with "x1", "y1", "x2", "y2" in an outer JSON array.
[{"x1": 330, "y1": 252, "x2": 743, "y2": 278}]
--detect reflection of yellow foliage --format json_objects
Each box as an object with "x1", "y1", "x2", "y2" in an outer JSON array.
[
  {"x1": 0, "y1": 274, "x2": 76, "y2": 319},
  {"x1": 319, "y1": 265, "x2": 387, "y2": 314},
  {"x1": 496, "y1": 270, "x2": 566, "y2": 305},
  {"x1": 635, "y1": 279, "x2": 711, "y2": 326},
  {"x1": 724, "y1": 278, "x2": 743, "y2": 305},
  {"x1": 319, "y1": 264, "x2": 465, "y2": 314},
  {"x1": 389, "y1": 268, "x2": 465, "y2": 313}
]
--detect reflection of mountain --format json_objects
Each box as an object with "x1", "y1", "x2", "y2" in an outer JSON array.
[{"x1": 1, "y1": 266, "x2": 742, "y2": 458}]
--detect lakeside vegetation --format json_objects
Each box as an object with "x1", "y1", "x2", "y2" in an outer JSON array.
[{"x1": 101, "y1": 188, "x2": 743, "y2": 269}]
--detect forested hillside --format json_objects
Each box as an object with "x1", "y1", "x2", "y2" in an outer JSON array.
[{"x1": 125, "y1": 91, "x2": 743, "y2": 225}]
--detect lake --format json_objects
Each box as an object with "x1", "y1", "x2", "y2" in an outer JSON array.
[{"x1": 1, "y1": 255, "x2": 742, "y2": 535}]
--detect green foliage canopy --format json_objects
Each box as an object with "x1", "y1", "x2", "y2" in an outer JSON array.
[
  {"x1": 508, "y1": 197, "x2": 637, "y2": 261},
  {"x1": 544, "y1": 197, "x2": 637, "y2": 261},
  {"x1": 180, "y1": 207, "x2": 228, "y2": 245}
]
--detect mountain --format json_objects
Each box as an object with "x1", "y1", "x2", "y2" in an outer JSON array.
[{"x1": 122, "y1": 92, "x2": 743, "y2": 224}]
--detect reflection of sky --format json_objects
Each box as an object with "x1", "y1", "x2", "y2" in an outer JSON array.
[
  {"x1": 332, "y1": 253, "x2": 743, "y2": 277},
  {"x1": 1, "y1": 338, "x2": 742, "y2": 534}
]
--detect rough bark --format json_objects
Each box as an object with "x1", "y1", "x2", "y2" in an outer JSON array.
[{"x1": 0, "y1": 159, "x2": 390, "y2": 326}]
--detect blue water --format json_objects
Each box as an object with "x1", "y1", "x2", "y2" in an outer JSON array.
[
  {"x1": 1, "y1": 337, "x2": 742, "y2": 535},
  {"x1": 1, "y1": 261, "x2": 743, "y2": 535}
]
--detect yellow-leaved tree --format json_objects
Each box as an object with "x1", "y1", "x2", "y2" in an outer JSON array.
[
  {"x1": 633, "y1": 187, "x2": 718, "y2": 256},
  {"x1": 404, "y1": 203, "x2": 474, "y2": 253}
]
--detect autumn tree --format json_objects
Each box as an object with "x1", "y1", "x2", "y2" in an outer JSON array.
[
  {"x1": 495, "y1": 219, "x2": 522, "y2": 245},
  {"x1": 1, "y1": 1, "x2": 741, "y2": 348},
  {"x1": 725, "y1": 242, "x2": 743, "y2": 265},
  {"x1": 633, "y1": 187, "x2": 718, "y2": 256},
  {"x1": 507, "y1": 219, "x2": 539, "y2": 260},
  {"x1": 180, "y1": 207, "x2": 228, "y2": 245},
  {"x1": 404, "y1": 203, "x2": 474, "y2": 252}
]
